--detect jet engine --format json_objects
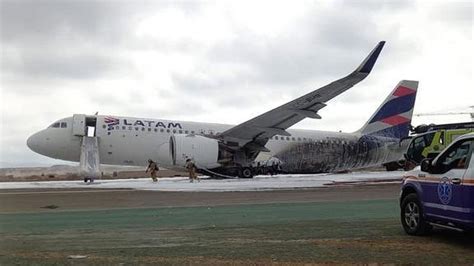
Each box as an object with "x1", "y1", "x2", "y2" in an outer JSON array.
[{"x1": 169, "y1": 134, "x2": 221, "y2": 169}]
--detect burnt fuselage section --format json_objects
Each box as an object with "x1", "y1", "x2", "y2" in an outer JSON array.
[{"x1": 275, "y1": 134, "x2": 405, "y2": 174}]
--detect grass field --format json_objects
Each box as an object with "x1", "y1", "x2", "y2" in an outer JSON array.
[{"x1": 1, "y1": 199, "x2": 473, "y2": 265}]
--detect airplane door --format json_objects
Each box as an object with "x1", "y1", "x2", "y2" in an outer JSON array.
[
  {"x1": 422, "y1": 139, "x2": 473, "y2": 224},
  {"x1": 73, "y1": 114, "x2": 86, "y2": 136}
]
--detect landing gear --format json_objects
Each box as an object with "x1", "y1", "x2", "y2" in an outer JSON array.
[
  {"x1": 83, "y1": 177, "x2": 94, "y2": 183},
  {"x1": 384, "y1": 161, "x2": 404, "y2": 171},
  {"x1": 239, "y1": 167, "x2": 254, "y2": 179}
]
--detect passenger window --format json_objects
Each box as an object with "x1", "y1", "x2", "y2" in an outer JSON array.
[
  {"x1": 286, "y1": 137, "x2": 290, "y2": 141},
  {"x1": 160, "y1": 129, "x2": 164, "y2": 133},
  {"x1": 292, "y1": 137, "x2": 295, "y2": 141},
  {"x1": 60, "y1": 122, "x2": 67, "y2": 128},
  {"x1": 274, "y1": 136, "x2": 278, "y2": 140},
  {"x1": 179, "y1": 130, "x2": 183, "y2": 134},
  {"x1": 185, "y1": 130, "x2": 189, "y2": 134}
]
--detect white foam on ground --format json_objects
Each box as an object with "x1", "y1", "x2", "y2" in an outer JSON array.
[{"x1": 0, "y1": 171, "x2": 404, "y2": 192}]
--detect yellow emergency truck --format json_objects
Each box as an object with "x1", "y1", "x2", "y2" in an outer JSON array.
[{"x1": 405, "y1": 122, "x2": 474, "y2": 165}]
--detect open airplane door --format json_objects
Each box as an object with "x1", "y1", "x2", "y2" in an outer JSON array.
[{"x1": 73, "y1": 114, "x2": 86, "y2": 136}]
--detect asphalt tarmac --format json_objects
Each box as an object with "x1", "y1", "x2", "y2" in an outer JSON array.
[{"x1": 0, "y1": 183, "x2": 398, "y2": 213}]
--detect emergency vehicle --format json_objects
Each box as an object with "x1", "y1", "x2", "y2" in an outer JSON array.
[
  {"x1": 400, "y1": 132, "x2": 474, "y2": 235},
  {"x1": 405, "y1": 122, "x2": 474, "y2": 165}
]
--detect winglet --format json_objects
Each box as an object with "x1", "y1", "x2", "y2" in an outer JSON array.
[{"x1": 355, "y1": 41, "x2": 385, "y2": 74}]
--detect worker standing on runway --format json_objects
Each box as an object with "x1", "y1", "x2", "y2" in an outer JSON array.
[
  {"x1": 185, "y1": 158, "x2": 199, "y2": 183},
  {"x1": 146, "y1": 159, "x2": 159, "y2": 182}
]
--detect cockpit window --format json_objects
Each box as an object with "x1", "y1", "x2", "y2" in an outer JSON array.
[{"x1": 49, "y1": 121, "x2": 67, "y2": 128}]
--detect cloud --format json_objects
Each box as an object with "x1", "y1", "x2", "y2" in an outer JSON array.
[
  {"x1": 340, "y1": 0, "x2": 415, "y2": 11},
  {"x1": 1, "y1": 0, "x2": 139, "y2": 45},
  {"x1": 0, "y1": 0, "x2": 472, "y2": 167},
  {"x1": 426, "y1": 1, "x2": 473, "y2": 26},
  {"x1": 2, "y1": 50, "x2": 121, "y2": 81}
]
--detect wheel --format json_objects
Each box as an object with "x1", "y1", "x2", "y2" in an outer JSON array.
[
  {"x1": 401, "y1": 193, "x2": 431, "y2": 235},
  {"x1": 239, "y1": 167, "x2": 254, "y2": 178},
  {"x1": 464, "y1": 228, "x2": 474, "y2": 237}
]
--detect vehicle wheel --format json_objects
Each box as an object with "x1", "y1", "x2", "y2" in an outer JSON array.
[
  {"x1": 401, "y1": 193, "x2": 431, "y2": 235},
  {"x1": 464, "y1": 229, "x2": 474, "y2": 237},
  {"x1": 239, "y1": 167, "x2": 254, "y2": 178}
]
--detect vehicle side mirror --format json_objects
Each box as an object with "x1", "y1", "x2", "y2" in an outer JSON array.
[{"x1": 420, "y1": 158, "x2": 433, "y2": 173}]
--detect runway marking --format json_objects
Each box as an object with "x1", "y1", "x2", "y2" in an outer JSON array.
[{"x1": 0, "y1": 189, "x2": 134, "y2": 195}]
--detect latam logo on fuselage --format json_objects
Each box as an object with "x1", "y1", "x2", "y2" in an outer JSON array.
[{"x1": 104, "y1": 116, "x2": 182, "y2": 130}]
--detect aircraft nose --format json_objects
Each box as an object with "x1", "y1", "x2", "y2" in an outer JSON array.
[{"x1": 27, "y1": 131, "x2": 42, "y2": 154}]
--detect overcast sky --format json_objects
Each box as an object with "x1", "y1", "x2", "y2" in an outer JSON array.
[{"x1": 1, "y1": 0, "x2": 472, "y2": 167}]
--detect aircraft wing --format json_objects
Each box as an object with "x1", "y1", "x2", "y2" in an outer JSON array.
[{"x1": 219, "y1": 41, "x2": 385, "y2": 150}]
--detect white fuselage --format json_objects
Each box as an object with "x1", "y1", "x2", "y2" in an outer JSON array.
[{"x1": 27, "y1": 114, "x2": 406, "y2": 173}]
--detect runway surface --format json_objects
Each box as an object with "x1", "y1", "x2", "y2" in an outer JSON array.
[
  {"x1": 0, "y1": 171, "x2": 402, "y2": 213},
  {"x1": 0, "y1": 171, "x2": 403, "y2": 192},
  {"x1": 0, "y1": 183, "x2": 399, "y2": 213}
]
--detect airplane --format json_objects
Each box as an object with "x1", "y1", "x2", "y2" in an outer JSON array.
[{"x1": 27, "y1": 41, "x2": 419, "y2": 178}]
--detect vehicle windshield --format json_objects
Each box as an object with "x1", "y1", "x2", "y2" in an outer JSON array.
[
  {"x1": 437, "y1": 140, "x2": 473, "y2": 171},
  {"x1": 443, "y1": 141, "x2": 471, "y2": 165},
  {"x1": 406, "y1": 132, "x2": 435, "y2": 164}
]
